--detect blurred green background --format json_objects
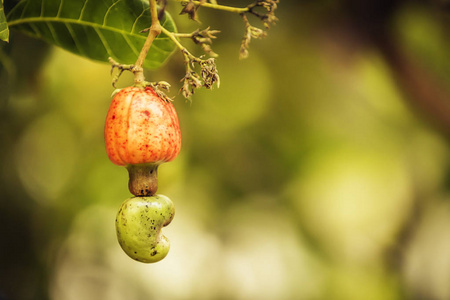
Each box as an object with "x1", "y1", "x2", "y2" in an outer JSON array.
[{"x1": 1, "y1": 1, "x2": 450, "y2": 299}]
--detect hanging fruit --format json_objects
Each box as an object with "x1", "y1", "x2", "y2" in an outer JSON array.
[
  {"x1": 104, "y1": 86, "x2": 181, "y2": 196},
  {"x1": 105, "y1": 86, "x2": 181, "y2": 263}
]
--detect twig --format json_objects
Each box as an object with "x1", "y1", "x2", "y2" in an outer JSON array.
[
  {"x1": 109, "y1": 0, "x2": 161, "y2": 88},
  {"x1": 132, "y1": 0, "x2": 161, "y2": 85},
  {"x1": 173, "y1": 0, "x2": 248, "y2": 14}
]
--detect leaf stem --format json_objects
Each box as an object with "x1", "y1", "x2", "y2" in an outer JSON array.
[
  {"x1": 161, "y1": 26, "x2": 186, "y2": 52},
  {"x1": 171, "y1": 32, "x2": 193, "y2": 38},
  {"x1": 133, "y1": 0, "x2": 162, "y2": 86},
  {"x1": 160, "y1": 27, "x2": 201, "y2": 64},
  {"x1": 172, "y1": 0, "x2": 248, "y2": 14}
]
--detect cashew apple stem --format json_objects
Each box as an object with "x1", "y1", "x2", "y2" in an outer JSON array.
[{"x1": 127, "y1": 163, "x2": 159, "y2": 197}]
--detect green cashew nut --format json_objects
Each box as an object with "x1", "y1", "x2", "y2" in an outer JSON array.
[{"x1": 115, "y1": 195, "x2": 175, "y2": 263}]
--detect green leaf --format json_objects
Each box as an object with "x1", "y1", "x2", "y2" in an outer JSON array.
[
  {"x1": 0, "y1": 0, "x2": 9, "y2": 42},
  {"x1": 7, "y1": 0, "x2": 177, "y2": 69}
]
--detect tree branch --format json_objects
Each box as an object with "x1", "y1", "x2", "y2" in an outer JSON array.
[{"x1": 133, "y1": 0, "x2": 162, "y2": 86}]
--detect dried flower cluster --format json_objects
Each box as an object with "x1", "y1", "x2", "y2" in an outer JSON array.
[
  {"x1": 109, "y1": 57, "x2": 173, "y2": 101},
  {"x1": 174, "y1": 0, "x2": 278, "y2": 98},
  {"x1": 248, "y1": 0, "x2": 279, "y2": 29},
  {"x1": 148, "y1": 81, "x2": 173, "y2": 102},
  {"x1": 180, "y1": 49, "x2": 220, "y2": 99},
  {"x1": 240, "y1": 0, "x2": 279, "y2": 59},
  {"x1": 179, "y1": 0, "x2": 206, "y2": 21},
  {"x1": 109, "y1": 0, "x2": 279, "y2": 101},
  {"x1": 190, "y1": 27, "x2": 220, "y2": 57}
]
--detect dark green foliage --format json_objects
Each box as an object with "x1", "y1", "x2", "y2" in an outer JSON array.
[
  {"x1": 0, "y1": 0, "x2": 8, "y2": 42},
  {"x1": 7, "y1": 0, "x2": 177, "y2": 68}
]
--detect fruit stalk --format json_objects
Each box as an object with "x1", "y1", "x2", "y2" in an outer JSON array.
[
  {"x1": 127, "y1": 163, "x2": 159, "y2": 196},
  {"x1": 133, "y1": 0, "x2": 161, "y2": 86}
]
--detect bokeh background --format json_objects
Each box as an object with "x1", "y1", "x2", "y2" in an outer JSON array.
[{"x1": 1, "y1": 1, "x2": 450, "y2": 299}]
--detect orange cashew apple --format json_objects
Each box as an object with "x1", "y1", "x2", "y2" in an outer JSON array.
[{"x1": 104, "y1": 86, "x2": 181, "y2": 196}]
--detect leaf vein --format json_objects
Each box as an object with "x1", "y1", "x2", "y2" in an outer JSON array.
[
  {"x1": 56, "y1": 0, "x2": 63, "y2": 18},
  {"x1": 65, "y1": 23, "x2": 87, "y2": 56},
  {"x1": 94, "y1": 27, "x2": 115, "y2": 59},
  {"x1": 19, "y1": 1, "x2": 27, "y2": 20},
  {"x1": 30, "y1": 23, "x2": 42, "y2": 37},
  {"x1": 103, "y1": 0, "x2": 121, "y2": 27},
  {"x1": 131, "y1": 7, "x2": 145, "y2": 33},
  {"x1": 40, "y1": 0, "x2": 45, "y2": 17},
  {"x1": 79, "y1": 0, "x2": 88, "y2": 21},
  {"x1": 45, "y1": 22, "x2": 60, "y2": 46},
  {"x1": 9, "y1": 17, "x2": 173, "y2": 54},
  {"x1": 122, "y1": 33, "x2": 139, "y2": 56}
]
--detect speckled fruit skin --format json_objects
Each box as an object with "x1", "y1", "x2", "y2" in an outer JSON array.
[
  {"x1": 116, "y1": 195, "x2": 175, "y2": 263},
  {"x1": 104, "y1": 86, "x2": 181, "y2": 166}
]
